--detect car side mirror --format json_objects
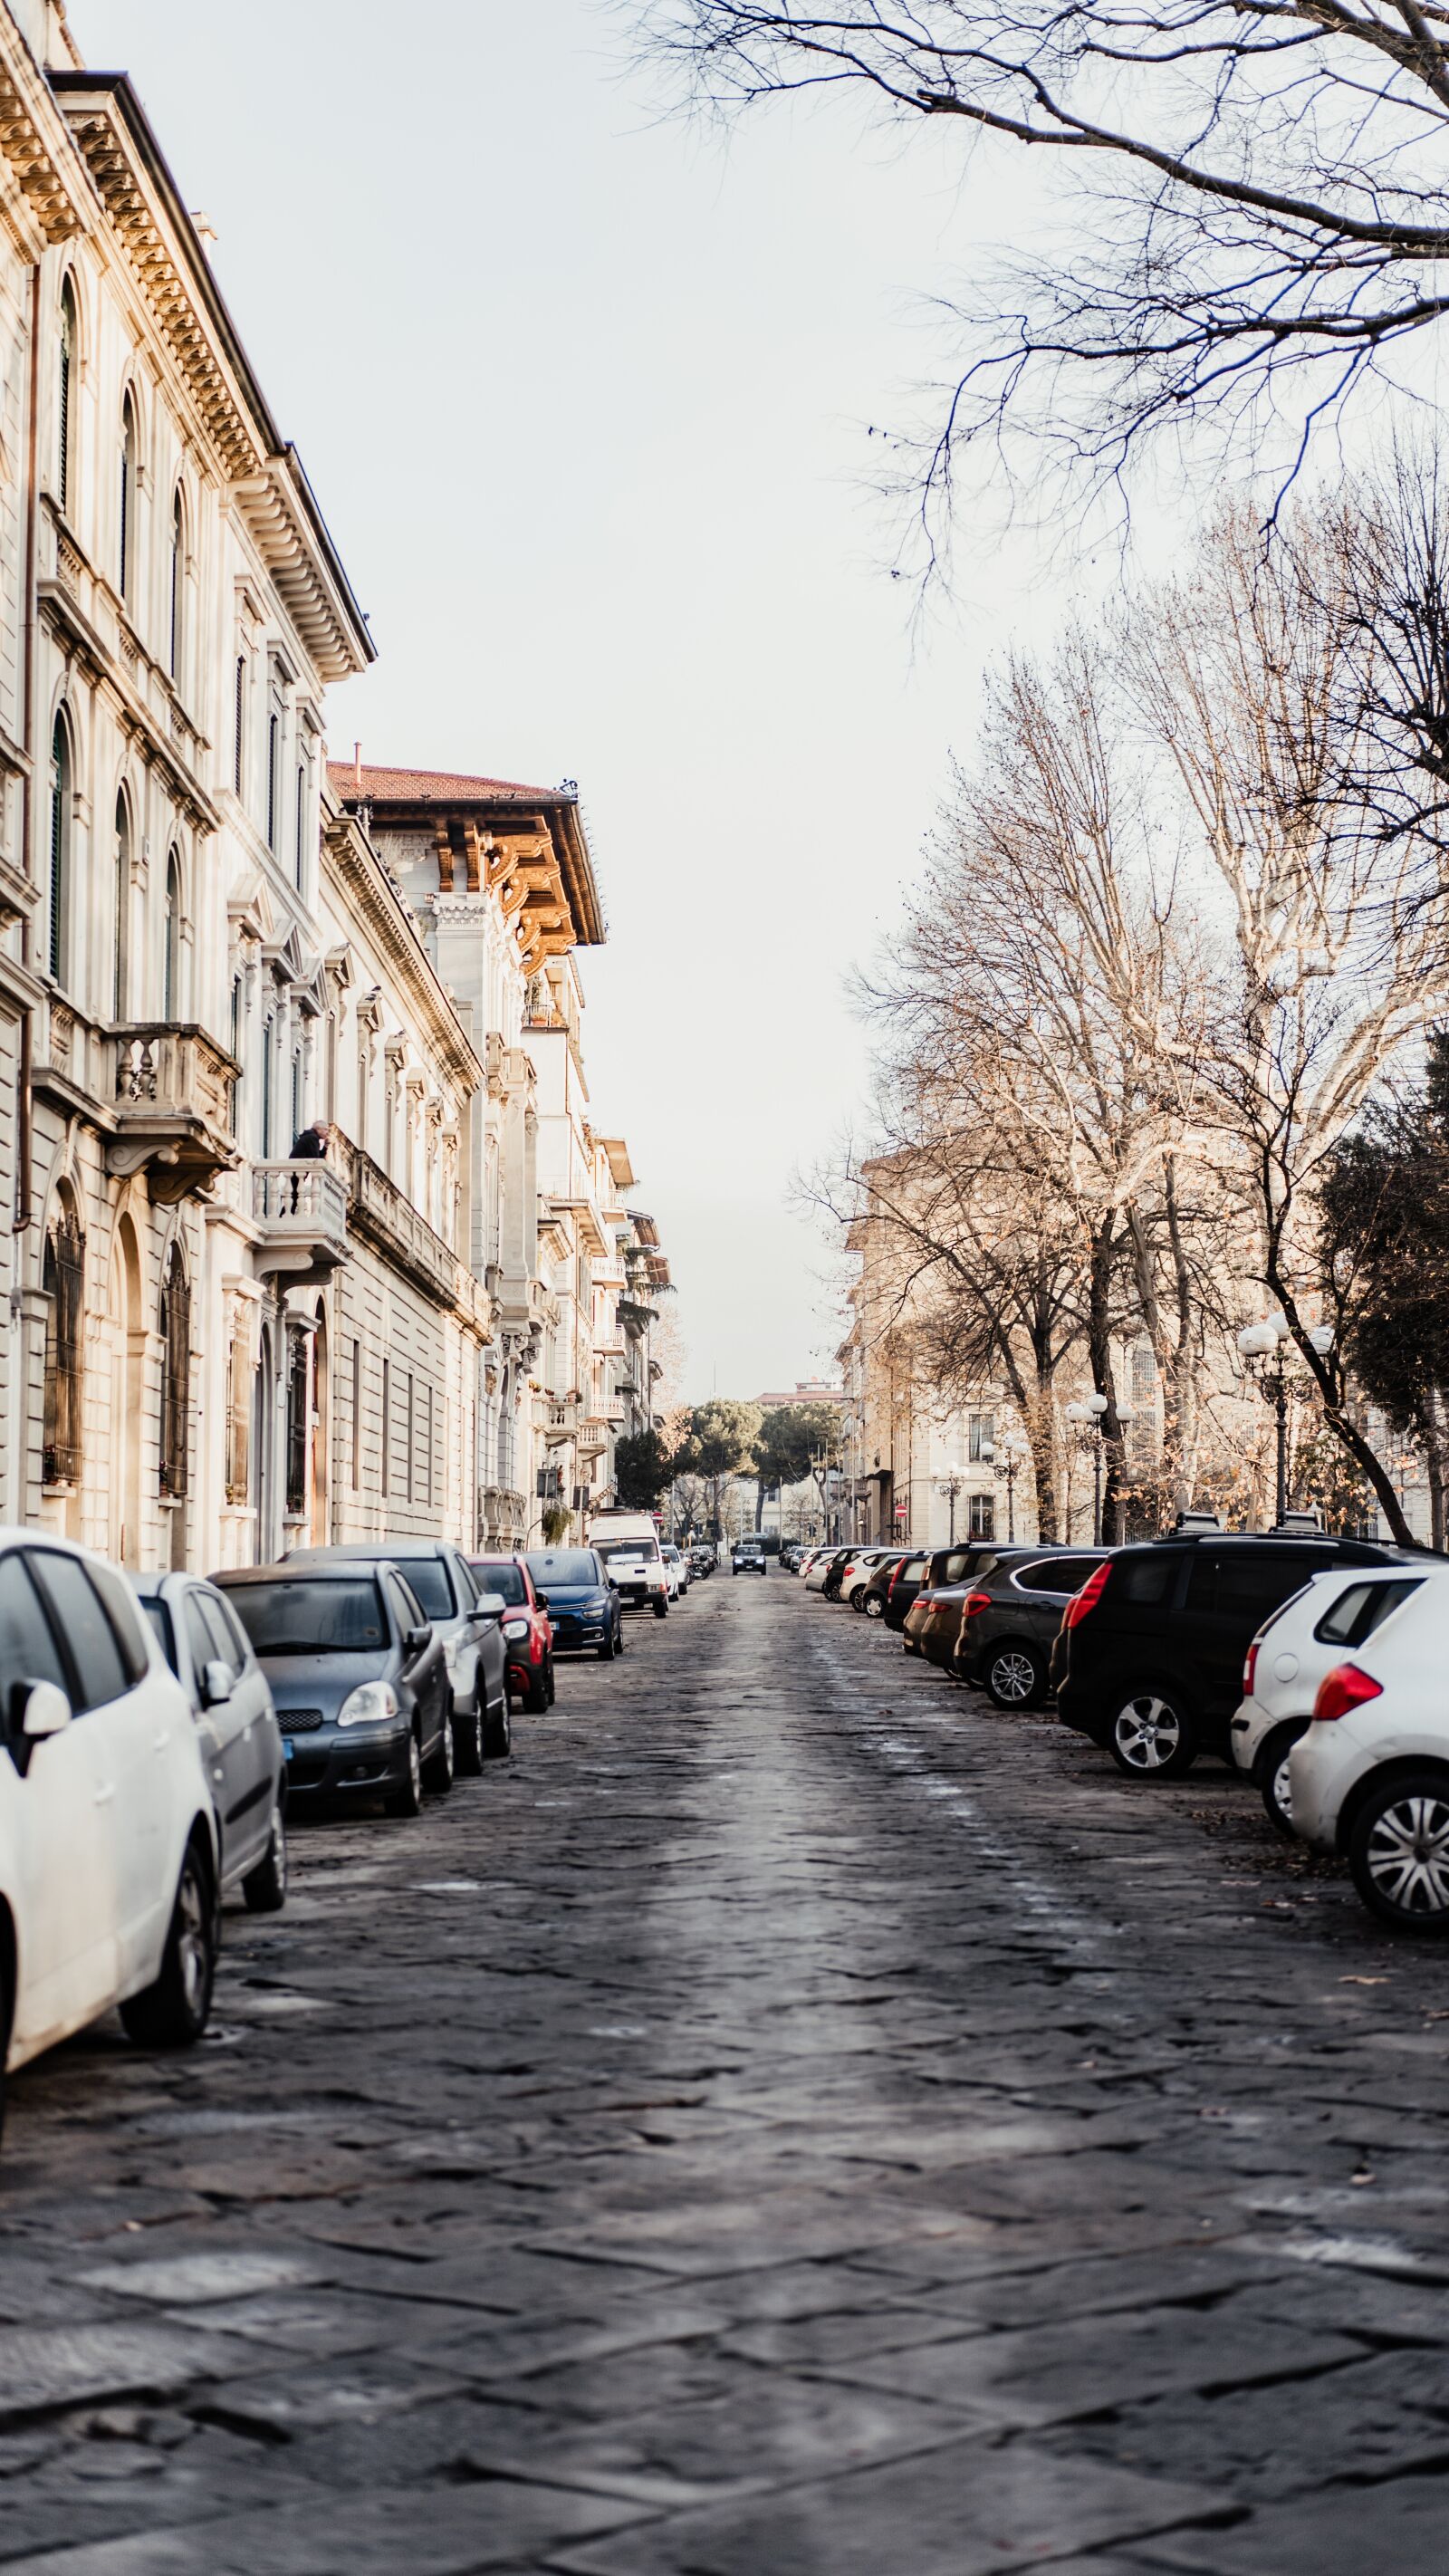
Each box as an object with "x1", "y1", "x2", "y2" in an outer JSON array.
[
  {"x1": 534, "y1": 1593, "x2": 549, "y2": 1613},
  {"x1": 474, "y1": 1591, "x2": 507, "y2": 1620},
  {"x1": 200, "y1": 1659, "x2": 233, "y2": 1709},
  {"x1": 406, "y1": 1623, "x2": 433, "y2": 1656},
  {"x1": 17, "y1": 1677, "x2": 71, "y2": 1740}
]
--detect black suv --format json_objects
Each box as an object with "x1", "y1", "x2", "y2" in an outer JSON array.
[
  {"x1": 1050, "y1": 1528, "x2": 1417, "y2": 1777},
  {"x1": 954, "y1": 1548, "x2": 1111, "y2": 1707}
]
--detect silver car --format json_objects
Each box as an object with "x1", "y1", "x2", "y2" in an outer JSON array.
[
  {"x1": 284, "y1": 1541, "x2": 511, "y2": 1764},
  {"x1": 134, "y1": 1572, "x2": 287, "y2": 1912}
]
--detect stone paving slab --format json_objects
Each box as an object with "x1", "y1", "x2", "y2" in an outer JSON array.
[{"x1": 3, "y1": 1576, "x2": 1449, "y2": 2571}]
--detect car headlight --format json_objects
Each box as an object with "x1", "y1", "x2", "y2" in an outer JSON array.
[
  {"x1": 502, "y1": 1616, "x2": 531, "y2": 1640},
  {"x1": 336, "y1": 1680, "x2": 400, "y2": 1728}
]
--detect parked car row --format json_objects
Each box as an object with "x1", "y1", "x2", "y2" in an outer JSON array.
[
  {"x1": 800, "y1": 1521, "x2": 1449, "y2": 1937},
  {"x1": 1, "y1": 1509, "x2": 687, "y2": 2146}
]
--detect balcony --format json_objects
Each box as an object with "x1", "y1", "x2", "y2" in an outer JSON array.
[
  {"x1": 545, "y1": 1399, "x2": 579, "y2": 1442},
  {"x1": 480, "y1": 1485, "x2": 528, "y2": 1542},
  {"x1": 106, "y1": 1024, "x2": 240, "y2": 1204},
  {"x1": 252, "y1": 1160, "x2": 350, "y2": 1280},
  {"x1": 344, "y1": 1144, "x2": 491, "y2": 1332},
  {"x1": 577, "y1": 1423, "x2": 609, "y2": 1456}
]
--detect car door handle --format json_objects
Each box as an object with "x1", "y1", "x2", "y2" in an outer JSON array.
[{"x1": 93, "y1": 1781, "x2": 116, "y2": 1806}]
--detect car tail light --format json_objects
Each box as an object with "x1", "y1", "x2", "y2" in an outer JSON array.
[
  {"x1": 1243, "y1": 1640, "x2": 1259, "y2": 1697},
  {"x1": 962, "y1": 1590, "x2": 992, "y2": 1620},
  {"x1": 1313, "y1": 1662, "x2": 1383, "y2": 1723},
  {"x1": 1063, "y1": 1563, "x2": 1111, "y2": 1631}
]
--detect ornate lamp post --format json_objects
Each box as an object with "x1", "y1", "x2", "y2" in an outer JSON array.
[
  {"x1": 935, "y1": 1469, "x2": 965, "y2": 1544},
  {"x1": 980, "y1": 1426, "x2": 1029, "y2": 1543},
  {"x1": 1065, "y1": 1392, "x2": 1109, "y2": 1543}
]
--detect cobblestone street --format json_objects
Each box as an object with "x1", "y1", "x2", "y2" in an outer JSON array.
[{"x1": 4, "y1": 1573, "x2": 1449, "y2": 2573}]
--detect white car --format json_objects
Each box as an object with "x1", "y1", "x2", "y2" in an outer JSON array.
[
  {"x1": 660, "y1": 1544, "x2": 690, "y2": 1600},
  {"x1": 1290, "y1": 1571, "x2": 1449, "y2": 1931},
  {"x1": 805, "y1": 1549, "x2": 847, "y2": 1593},
  {"x1": 840, "y1": 1548, "x2": 897, "y2": 1607},
  {"x1": 1232, "y1": 1562, "x2": 1440, "y2": 1832},
  {"x1": 0, "y1": 1532, "x2": 221, "y2": 2144}
]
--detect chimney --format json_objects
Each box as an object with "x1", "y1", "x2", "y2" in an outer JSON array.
[{"x1": 353, "y1": 741, "x2": 362, "y2": 792}]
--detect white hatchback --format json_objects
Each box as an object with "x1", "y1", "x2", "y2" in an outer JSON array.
[
  {"x1": 0, "y1": 1533, "x2": 221, "y2": 2144},
  {"x1": 840, "y1": 1549, "x2": 898, "y2": 1607},
  {"x1": 1232, "y1": 1562, "x2": 1441, "y2": 1832},
  {"x1": 1290, "y1": 1572, "x2": 1449, "y2": 1932}
]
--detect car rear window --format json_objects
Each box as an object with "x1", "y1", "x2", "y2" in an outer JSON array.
[
  {"x1": 472, "y1": 1561, "x2": 528, "y2": 1603},
  {"x1": 1190, "y1": 1547, "x2": 1326, "y2": 1622},
  {"x1": 226, "y1": 1579, "x2": 386, "y2": 1655},
  {"x1": 1314, "y1": 1577, "x2": 1425, "y2": 1648},
  {"x1": 1016, "y1": 1553, "x2": 1104, "y2": 1594}
]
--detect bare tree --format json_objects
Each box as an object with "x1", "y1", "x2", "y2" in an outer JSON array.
[
  {"x1": 626, "y1": 0, "x2": 1449, "y2": 540},
  {"x1": 1127, "y1": 502, "x2": 1449, "y2": 1538}
]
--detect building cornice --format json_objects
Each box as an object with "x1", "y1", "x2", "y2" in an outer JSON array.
[
  {"x1": 53, "y1": 75, "x2": 373, "y2": 683},
  {"x1": 0, "y1": 36, "x2": 89, "y2": 251},
  {"x1": 322, "y1": 806, "x2": 483, "y2": 1094}
]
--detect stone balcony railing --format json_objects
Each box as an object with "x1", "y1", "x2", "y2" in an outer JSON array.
[
  {"x1": 106, "y1": 1023, "x2": 241, "y2": 1203},
  {"x1": 341, "y1": 1142, "x2": 492, "y2": 1332},
  {"x1": 545, "y1": 1399, "x2": 579, "y2": 1441},
  {"x1": 252, "y1": 1160, "x2": 350, "y2": 1280}
]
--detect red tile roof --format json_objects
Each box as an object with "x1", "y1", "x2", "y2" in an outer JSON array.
[{"x1": 327, "y1": 761, "x2": 571, "y2": 808}]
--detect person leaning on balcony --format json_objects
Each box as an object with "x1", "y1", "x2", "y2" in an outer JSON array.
[{"x1": 288, "y1": 1118, "x2": 330, "y2": 1209}]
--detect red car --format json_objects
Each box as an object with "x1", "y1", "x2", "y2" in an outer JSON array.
[{"x1": 469, "y1": 1556, "x2": 555, "y2": 1713}]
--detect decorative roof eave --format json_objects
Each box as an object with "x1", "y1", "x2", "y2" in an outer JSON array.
[
  {"x1": 322, "y1": 806, "x2": 483, "y2": 1094},
  {"x1": 53, "y1": 76, "x2": 371, "y2": 682},
  {"x1": 334, "y1": 773, "x2": 604, "y2": 948},
  {"x1": 0, "y1": 40, "x2": 90, "y2": 247}
]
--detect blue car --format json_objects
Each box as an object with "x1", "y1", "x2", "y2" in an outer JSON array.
[{"x1": 522, "y1": 1547, "x2": 624, "y2": 1662}]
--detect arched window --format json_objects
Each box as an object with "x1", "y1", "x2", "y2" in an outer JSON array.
[
  {"x1": 48, "y1": 712, "x2": 70, "y2": 985},
  {"x1": 168, "y1": 488, "x2": 183, "y2": 679},
  {"x1": 112, "y1": 792, "x2": 130, "y2": 1020},
  {"x1": 42, "y1": 1197, "x2": 84, "y2": 1486},
  {"x1": 162, "y1": 849, "x2": 181, "y2": 1020},
  {"x1": 57, "y1": 278, "x2": 75, "y2": 515},
  {"x1": 119, "y1": 393, "x2": 136, "y2": 601},
  {"x1": 158, "y1": 1244, "x2": 189, "y2": 1499}
]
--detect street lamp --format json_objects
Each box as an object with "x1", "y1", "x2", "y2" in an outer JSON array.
[
  {"x1": 935, "y1": 1469, "x2": 965, "y2": 1544},
  {"x1": 1237, "y1": 1312, "x2": 1296, "y2": 1524},
  {"x1": 1065, "y1": 1393, "x2": 1109, "y2": 1544},
  {"x1": 982, "y1": 1427, "x2": 1029, "y2": 1543}
]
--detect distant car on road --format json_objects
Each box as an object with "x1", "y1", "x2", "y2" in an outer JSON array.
[
  {"x1": 285, "y1": 1540, "x2": 509, "y2": 1767},
  {"x1": 956, "y1": 1549, "x2": 1112, "y2": 1708},
  {"x1": 661, "y1": 1543, "x2": 691, "y2": 1599},
  {"x1": 134, "y1": 1571, "x2": 288, "y2": 1911},
  {"x1": 215, "y1": 1561, "x2": 456, "y2": 1816},
  {"x1": 523, "y1": 1547, "x2": 624, "y2": 1662},
  {"x1": 732, "y1": 1539, "x2": 767, "y2": 1575}
]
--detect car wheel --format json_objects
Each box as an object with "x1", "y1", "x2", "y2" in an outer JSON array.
[
  {"x1": 1348, "y1": 1770, "x2": 1449, "y2": 1934},
  {"x1": 653, "y1": 1598, "x2": 668, "y2": 1620},
  {"x1": 984, "y1": 1643, "x2": 1045, "y2": 1710},
  {"x1": 523, "y1": 1665, "x2": 550, "y2": 1714},
  {"x1": 387, "y1": 1729, "x2": 425, "y2": 1818},
  {"x1": 483, "y1": 1693, "x2": 512, "y2": 1759},
  {"x1": 1108, "y1": 1687, "x2": 1197, "y2": 1778},
  {"x1": 545, "y1": 1659, "x2": 557, "y2": 1706},
  {"x1": 1257, "y1": 1723, "x2": 1306, "y2": 1840},
  {"x1": 423, "y1": 1704, "x2": 456, "y2": 1794},
  {"x1": 242, "y1": 1801, "x2": 288, "y2": 1914},
  {"x1": 120, "y1": 1843, "x2": 216, "y2": 2048},
  {"x1": 864, "y1": 1593, "x2": 885, "y2": 1620},
  {"x1": 453, "y1": 1691, "x2": 485, "y2": 1777},
  {"x1": 597, "y1": 1629, "x2": 617, "y2": 1660}
]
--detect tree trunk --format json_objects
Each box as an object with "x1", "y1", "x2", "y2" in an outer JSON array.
[{"x1": 1087, "y1": 1215, "x2": 1125, "y2": 1542}]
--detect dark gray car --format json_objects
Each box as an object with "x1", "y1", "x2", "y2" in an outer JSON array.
[
  {"x1": 214, "y1": 1562, "x2": 454, "y2": 1818},
  {"x1": 953, "y1": 1547, "x2": 1113, "y2": 1708},
  {"x1": 284, "y1": 1541, "x2": 510, "y2": 1764},
  {"x1": 134, "y1": 1572, "x2": 288, "y2": 1912}
]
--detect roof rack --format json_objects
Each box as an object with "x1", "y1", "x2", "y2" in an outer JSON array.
[{"x1": 1172, "y1": 1509, "x2": 1222, "y2": 1533}]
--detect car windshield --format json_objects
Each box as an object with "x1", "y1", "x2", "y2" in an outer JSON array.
[
  {"x1": 140, "y1": 1597, "x2": 178, "y2": 1673},
  {"x1": 473, "y1": 1562, "x2": 527, "y2": 1604},
  {"x1": 388, "y1": 1559, "x2": 453, "y2": 1618},
  {"x1": 525, "y1": 1551, "x2": 599, "y2": 1588},
  {"x1": 226, "y1": 1578, "x2": 386, "y2": 1655}
]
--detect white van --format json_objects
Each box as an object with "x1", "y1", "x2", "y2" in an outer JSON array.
[{"x1": 587, "y1": 1514, "x2": 669, "y2": 1620}]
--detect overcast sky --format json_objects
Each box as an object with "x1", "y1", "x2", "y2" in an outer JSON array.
[{"x1": 70, "y1": 0, "x2": 1067, "y2": 1401}]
